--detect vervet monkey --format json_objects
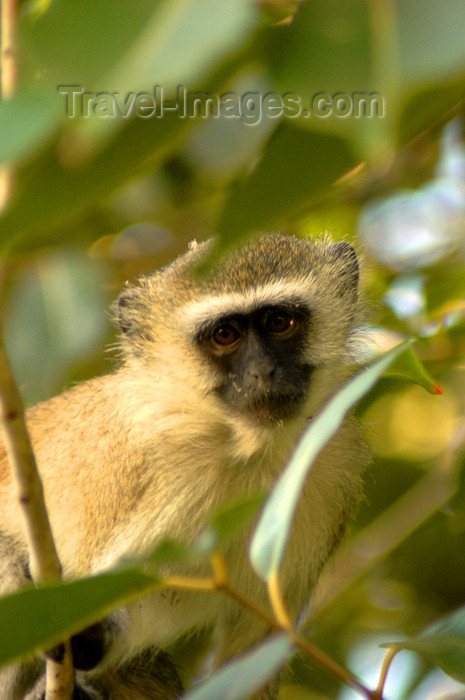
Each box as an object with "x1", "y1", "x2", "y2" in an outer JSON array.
[{"x1": 0, "y1": 233, "x2": 369, "y2": 699}]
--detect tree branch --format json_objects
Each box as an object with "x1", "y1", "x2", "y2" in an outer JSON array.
[
  {"x1": 0, "y1": 2, "x2": 74, "y2": 694},
  {"x1": 0, "y1": 336, "x2": 75, "y2": 699},
  {"x1": 0, "y1": 0, "x2": 18, "y2": 211}
]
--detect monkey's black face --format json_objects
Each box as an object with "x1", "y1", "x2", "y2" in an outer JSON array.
[{"x1": 197, "y1": 305, "x2": 313, "y2": 425}]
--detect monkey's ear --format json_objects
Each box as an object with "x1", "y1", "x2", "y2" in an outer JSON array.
[
  {"x1": 328, "y1": 241, "x2": 359, "y2": 293},
  {"x1": 115, "y1": 285, "x2": 146, "y2": 335}
]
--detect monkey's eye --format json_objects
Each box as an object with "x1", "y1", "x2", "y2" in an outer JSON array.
[
  {"x1": 265, "y1": 311, "x2": 295, "y2": 336},
  {"x1": 212, "y1": 324, "x2": 241, "y2": 347}
]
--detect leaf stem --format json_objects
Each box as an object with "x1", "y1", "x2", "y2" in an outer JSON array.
[
  {"x1": 210, "y1": 552, "x2": 229, "y2": 587},
  {"x1": 162, "y1": 575, "x2": 216, "y2": 592},
  {"x1": 267, "y1": 571, "x2": 292, "y2": 630},
  {"x1": 374, "y1": 647, "x2": 398, "y2": 699},
  {"x1": 160, "y1": 554, "x2": 378, "y2": 699}
]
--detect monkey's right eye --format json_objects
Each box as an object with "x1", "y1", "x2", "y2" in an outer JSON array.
[{"x1": 212, "y1": 324, "x2": 241, "y2": 347}]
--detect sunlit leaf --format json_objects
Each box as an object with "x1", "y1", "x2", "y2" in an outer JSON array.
[
  {"x1": 250, "y1": 339, "x2": 413, "y2": 581},
  {"x1": 386, "y1": 346, "x2": 443, "y2": 394},
  {"x1": 185, "y1": 634, "x2": 294, "y2": 700},
  {"x1": 385, "y1": 604, "x2": 465, "y2": 683}
]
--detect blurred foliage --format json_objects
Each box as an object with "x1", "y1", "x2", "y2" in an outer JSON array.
[{"x1": 1, "y1": 0, "x2": 465, "y2": 697}]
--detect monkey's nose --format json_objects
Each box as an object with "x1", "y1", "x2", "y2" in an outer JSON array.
[{"x1": 245, "y1": 357, "x2": 276, "y2": 388}]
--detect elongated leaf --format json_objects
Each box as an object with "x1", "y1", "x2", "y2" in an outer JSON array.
[
  {"x1": 22, "y1": 0, "x2": 164, "y2": 87},
  {"x1": 216, "y1": 123, "x2": 356, "y2": 242},
  {"x1": 185, "y1": 634, "x2": 294, "y2": 700},
  {"x1": 386, "y1": 345, "x2": 443, "y2": 394},
  {"x1": 396, "y1": 0, "x2": 465, "y2": 86},
  {"x1": 265, "y1": 0, "x2": 391, "y2": 155},
  {"x1": 0, "y1": 567, "x2": 160, "y2": 668},
  {"x1": 250, "y1": 339, "x2": 414, "y2": 581},
  {"x1": 105, "y1": 0, "x2": 257, "y2": 96},
  {"x1": 1, "y1": 0, "x2": 258, "y2": 248},
  {"x1": 3, "y1": 251, "x2": 107, "y2": 404},
  {"x1": 23, "y1": 0, "x2": 256, "y2": 95},
  {"x1": 0, "y1": 110, "x2": 187, "y2": 251},
  {"x1": 0, "y1": 89, "x2": 62, "y2": 165},
  {"x1": 266, "y1": 0, "x2": 465, "y2": 154},
  {"x1": 384, "y1": 604, "x2": 465, "y2": 682},
  {"x1": 208, "y1": 493, "x2": 265, "y2": 547}
]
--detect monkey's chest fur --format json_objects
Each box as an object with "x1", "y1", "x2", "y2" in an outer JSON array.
[{"x1": 0, "y1": 367, "x2": 367, "y2": 686}]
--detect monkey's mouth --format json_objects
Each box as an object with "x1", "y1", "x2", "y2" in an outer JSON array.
[
  {"x1": 216, "y1": 385, "x2": 307, "y2": 425},
  {"x1": 243, "y1": 391, "x2": 306, "y2": 425},
  {"x1": 216, "y1": 364, "x2": 313, "y2": 426}
]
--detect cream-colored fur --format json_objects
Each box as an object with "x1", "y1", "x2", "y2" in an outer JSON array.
[{"x1": 0, "y1": 233, "x2": 369, "y2": 699}]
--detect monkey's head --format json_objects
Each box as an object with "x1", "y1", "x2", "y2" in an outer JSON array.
[{"x1": 115, "y1": 233, "x2": 360, "y2": 426}]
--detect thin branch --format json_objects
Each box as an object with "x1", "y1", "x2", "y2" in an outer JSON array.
[
  {"x1": 0, "y1": 0, "x2": 18, "y2": 211},
  {"x1": 0, "y1": 0, "x2": 74, "y2": 695},
  {"x1": 0, "y1": 337, "x2": 62, "y2": 582},
  {"x1": 0, "y1": 336, "x2": 75, "y2": 699},
  {"x1": 292, "y1": 632, "x2": 381, "y2": 700},
  {"x1": 162, "y1": 553, "x2": 378, "y2": 699},
  {"x1": 1, "y1": 0, "x2": 18, "y2": 98},
  {"x1": 221, "y1": 581, "x2": 378, "y2": 699}
]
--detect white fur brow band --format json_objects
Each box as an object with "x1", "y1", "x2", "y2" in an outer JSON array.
[{"x1": 181, "y1": 281, "x2": 309, "y2": 330}]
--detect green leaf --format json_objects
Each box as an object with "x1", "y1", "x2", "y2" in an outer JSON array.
[
  {"x1": 0, "y1": 88, "x2": 62, "y2": 166},
  {"x1": 144, "y1": 539, "x2": 195, "y2": 566},
  {"x1": 22, "y1": 0, "x2": 163, "y2": 87},
  {"x1": 265, "y1": 0, "x2": 465, "y2": 155},
  {"x1": 0, "y1": 567, "x2": 160, "y2": 668},
  {"x1": 396, "y1": 0, "x2": 465, "y2": 86},
  {"x1": 265, "y1": 0, "x2": 390, "y2": 155},
  {"x1": 104, "y1": 0, "x2": 258, "y2": 97},
  {"x1": 250, "y1": 339, "x2": 414, "y2": 581},
  {"x1": 386, "y1": 345, "x2": 443, "y2": 395},
  {"x1": 23, "y1": 0, "x2": 256, "y2": 94},
  {"x1": 3, "y1": 251, "x2": 107, "y2": 404},
  {"x1": 216, "y1": 123, "x2": 356, "y2": 244},
  {"x1": 0, "y1": 110, "x2": 187, "y2": 251},
  {"x1": 385, "y1": 604, "x2": 465, "y2": 682},
  {"x1": 398, "y1": 78, "x2": 465, "y2": 146},
  {"x1": 1, "y1": 0, "x2": 258, "y2": 249},
  {"x1": 208, "y1": 493, "x2": 265, "y2": 547},
  {"x1": 185, "y1": 634, "x2": 294, "y2": 700},
  {"x1": 268, "y1": 0, "x2": 371, "y2": 96}
]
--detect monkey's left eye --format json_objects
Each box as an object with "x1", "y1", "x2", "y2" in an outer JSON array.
[
  {"x1": 212, "y1": 324, "x2": 241, "y2": 347},
  {"x1": 265, "y1": 311, "x2": 295, "y2": 335}
]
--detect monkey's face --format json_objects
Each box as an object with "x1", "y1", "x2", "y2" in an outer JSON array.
[
  {"x1": 196, "y1": 303, "x2": 313, "y2": 425},
  {"x1": 115, "y1": 234, "x2": 360, "y2": 427}
]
